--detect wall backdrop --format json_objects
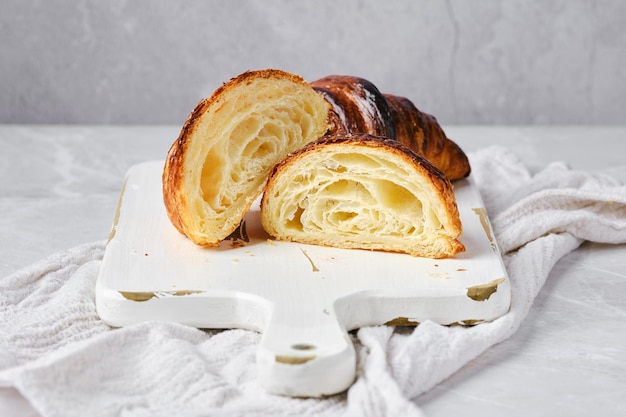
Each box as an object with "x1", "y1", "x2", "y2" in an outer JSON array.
[{"x1": 2, "y1": 0, "x2": 625, "y2": 125}]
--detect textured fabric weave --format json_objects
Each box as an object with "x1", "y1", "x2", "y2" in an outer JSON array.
[{"x1": 2, "y1": 146, "x2": 625, "y2": 417}]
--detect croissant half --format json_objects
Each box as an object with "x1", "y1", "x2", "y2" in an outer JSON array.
[
  {"x1": 260, "y1": 133, "x2": 465, "y2": 258},
  {"x1": 310, "y1": 75, "x2": 471, "y2": 181},
  {"x1": 163, "y1": 69, "x2": 331, "y2": 246}
]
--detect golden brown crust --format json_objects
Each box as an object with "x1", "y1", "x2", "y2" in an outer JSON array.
[
  {"x1": 261, "y1": 133, "x2": 465, "y2": 258},
  {"x1": 384, "y1": 94, "x2": 471, "y2": 181},
  {"x1": 310, "y1": 75, "x2": 470, "y2": 181},
  {"x1": 310, "y1": 75, "x2": 393, "y2": 138}
]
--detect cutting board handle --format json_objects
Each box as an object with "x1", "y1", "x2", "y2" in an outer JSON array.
[{"x1": 256, "y1": 302, "x2": 356, "y2": 397}]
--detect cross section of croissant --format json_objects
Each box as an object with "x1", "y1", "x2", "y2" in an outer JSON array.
[
  {"x1": 163, "y1": 69, "x2": 331, "y2": 246},
  {"x1": 311, "y1": 75, "x2": 470, "y2": 181},
  {"x1": 260, "y1": 133, "x2": 465, "y2": 258},
  {"x1": 163, "y1": 68, "x2": 470, "y2": 250}
]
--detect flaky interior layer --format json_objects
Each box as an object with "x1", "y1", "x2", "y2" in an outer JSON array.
[
  {"x1": 184, "y1": 78, "x2": 329, "y2": 238},
  {"x1": 262, "y1": 145, "x2": 461, "y2": 256}
]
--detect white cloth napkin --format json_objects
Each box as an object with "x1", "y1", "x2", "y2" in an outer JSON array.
[{"x1": 2, "y1": 145, "x2": 626, "y2": 417}]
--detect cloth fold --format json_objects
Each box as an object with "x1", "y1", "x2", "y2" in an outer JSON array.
[{"x1": 2, "y1": 145, "x2": 626, "y2": 417}]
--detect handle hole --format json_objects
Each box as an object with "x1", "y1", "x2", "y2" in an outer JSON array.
[{"x1": 291, "y1": 343, "x2": 316, "y2": 351}]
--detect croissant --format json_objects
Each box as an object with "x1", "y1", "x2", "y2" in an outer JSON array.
[
  {"x1": 162, "y1": 69, "x2": 330, "y2": 246},
  {"x1": 260, "y1": 133, "x2": 465, "y2": 258},
  {"x1": 310, "y1": 75, "x2": 470, "y2": 180}
]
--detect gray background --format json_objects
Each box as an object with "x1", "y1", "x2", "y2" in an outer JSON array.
[{"x1": 2, "y1": 0, "x2": 625, "y2": 125}]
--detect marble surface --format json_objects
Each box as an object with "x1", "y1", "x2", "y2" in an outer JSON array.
[
  {"x1": 1, "y1": 125, "x2": 626, "y2": 416},
  {"x1": 3, "y1": 0, "x2": 626, "y2": 125}
]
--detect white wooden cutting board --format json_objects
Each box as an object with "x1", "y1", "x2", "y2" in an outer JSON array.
[{"x1": 96, "y1": 161, "x2": 510, "y2": 397}]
